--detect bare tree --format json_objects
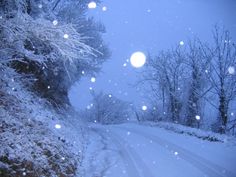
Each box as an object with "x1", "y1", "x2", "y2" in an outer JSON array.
[
  {"x1": 142, "y1": 47, "x2": 187, "y2": 122},
  {"x1": 81, "y1": 92, "x2": 131, "y2": 124},
  {"x1": 206, "y1": 26, "x2": 236, "y2": 133},
  {"x1": 184, "y1": 39, "x2": 212, "y2": 127}
]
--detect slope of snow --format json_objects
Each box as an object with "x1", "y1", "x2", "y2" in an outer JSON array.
[{"x1": 0, "y1": 68, "x2": 84, "y2": 177}]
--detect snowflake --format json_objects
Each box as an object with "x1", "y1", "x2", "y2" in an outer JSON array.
[
  {"x1": 102, "y1": 6, "x2": 107, "y2": 11},
  {"x1": 142, "y1": 105, "x2": 147, "y2": 111},
  {"x1": 88, "y1": 1, "x2": 97, "y2": 9},
  {"x1": 228, "y1": 66, "x2": 235, "y2": 75},
  {"x1": 52, "y1": 20, "x2": 58, "y2": 26},
  {"x1": 82, "y1": 70, "x2": 85, "y2": 75},
  {"x1": 174, "y1": 151, "x2": 178, "y2": 155},
  {"x1": 127, "y1": 131, "x2": 131, "y2": 135},
  {"x1": 63, "y1": 34, "x2": 69, "y2": 39},
  {"x1": 179, "y1": 41, "x2": 184, "y2": 46},
  {"x1": 55, "y1": 124, "x2": 61, "y2": 129},
  {"x1": 195, "y1": 115, "x2": 201, "y2": 120},
  {"x1": 108, "y1": 94, "x2": 112, "y2": 98},
  {"x1": 38, "y1": 4, "x2": 43, "y2": 8},
  {"x1": 130, "y1": 51, "x2": 146, "y2": 68},
  {"x1": 91, "y1": 77, "x2": 96, "y2": 83}
]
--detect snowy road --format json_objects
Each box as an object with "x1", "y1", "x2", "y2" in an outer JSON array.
[{"x1": 88, "y1": 123, "x2": 236, "y2": 177}]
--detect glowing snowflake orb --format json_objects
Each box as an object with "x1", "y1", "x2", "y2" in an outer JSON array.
[
  {"x1": 142, "y1": 105, "x2": 147, "y2": 111},
  {"x1": 174, "y1": 151, "x2": 178, "y2": 155},
  {"x1": 231, "y1": 112, "x2": 234, "y2": 116},
  {"x1": 88, "y1": 1, "x2": 97, "y2": 9},
  {"x1": 127, "y1": 131, "x2": 131, "y2": 135},
  {"x1": 38, "y1": 4, "x2": 43, "y2": 8},
  {"x1": 89, "y1": 87, "x2": 93, "y2": 90},
  {"x1": 22, "y1": 172, "x2": 26, "y2": 176},
  {"x1": 147, "y1": 9, "x2": 151, "y2": 13},
  {"x1": 123, "y1": 63, "x2": 127, "y2": 67},
  {"x1": 102, "y1": 6, "x2": 107, "y2": 11},
  {"x1": 63, "y1": 34, "x2": 69, "y2": 39},
  {"x1": 130, "y1": 51, "x2": 146, "y2": 68},
  {"x1": 179, "y1": 41, "x2": 184, "y2": 46},
  {"x1": 228, "y1": 66, "x2": 235, "y2": 75},
  {"x1": 47, "y1": 85, "x2": 50, "y2": 89},
  {"x1": 55, "y1": 124, "x2": 61, "y2": 129},
  {"x1": 108, "y1": 94, "x2": 112, "y2": 98},
  {"x1": 52, "y1": 20, "x2": 58, "y2": 26},
  {"x1": 195, "y1": 115, "x2": 201, "y2": 120},
  {"x1": 91, "y1": 77, "x2": 96, "y2": 83},
  {"x1": 82, "y1": 71, "x2": 85, "y2": 75}
]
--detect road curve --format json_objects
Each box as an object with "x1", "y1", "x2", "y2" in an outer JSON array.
[{"x1": 89, "y1": 124, "x2": 236, "y2": 177}]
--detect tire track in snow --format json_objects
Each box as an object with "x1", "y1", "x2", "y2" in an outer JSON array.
[
  {"x1": 92, "y1": 127, "x2": 155, "y2": 177},
  {"x1": 117, "y1": 126, "x2": 235, "y2": 177}
]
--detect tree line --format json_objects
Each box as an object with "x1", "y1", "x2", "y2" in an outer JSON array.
[{"x1": 139, "y1": 26, "x2": 236, "y2": 134}]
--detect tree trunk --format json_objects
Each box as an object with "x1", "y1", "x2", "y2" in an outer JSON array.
[{"x1": 218, "y1": 90, "x2": 228, "y2": 133}]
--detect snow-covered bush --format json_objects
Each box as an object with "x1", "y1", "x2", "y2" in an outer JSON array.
[{"x1": 0, "y1": 0, "x2": 109, "y2": 106}]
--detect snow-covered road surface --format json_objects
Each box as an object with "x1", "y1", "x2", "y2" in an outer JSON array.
[{"x1": 86, "y1": 123, "x2": 236, "y2": 177}]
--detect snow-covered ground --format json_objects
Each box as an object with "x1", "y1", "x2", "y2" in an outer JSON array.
[
  {"x1": 0, "y1": 68, "x2": 85, "y2": 176},
  {"x1": 85, "y1": 123, "x2": 236, "y2": 177}
]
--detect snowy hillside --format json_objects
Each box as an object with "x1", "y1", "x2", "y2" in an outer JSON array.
[{"x1": 0, "y1": 68, "x2": 84, "y2": 176}]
